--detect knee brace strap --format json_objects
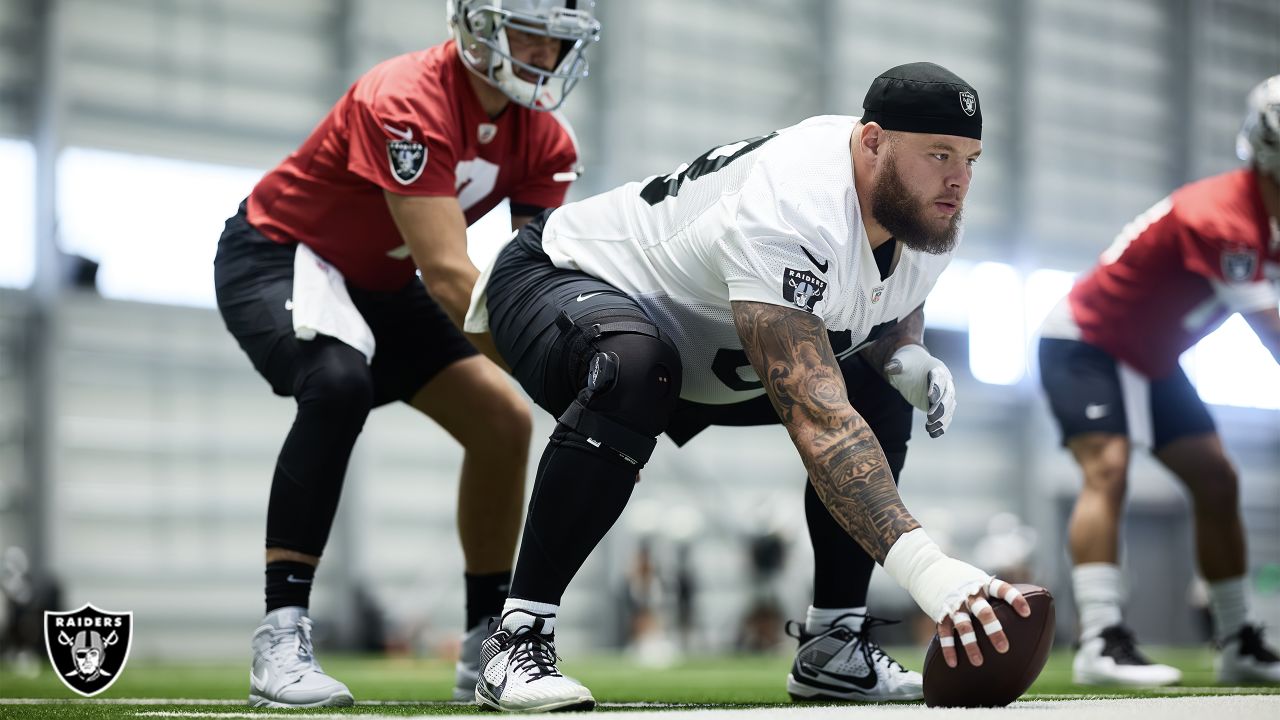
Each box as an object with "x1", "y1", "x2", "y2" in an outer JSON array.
[
  {"x1": 585, "y1": 320, "x2": 658, "y2": 341},
  {"x1": 558, "y1": 400, "x2": 657, "y2": 466},
  {"x1": 556, "y1": 310, "x2": 660, "y2": 342}
]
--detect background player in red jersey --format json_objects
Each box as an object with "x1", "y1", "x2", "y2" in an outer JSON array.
[
  {"x1": 211, "y1": 1, "x2": 600, "y2": 707},
  {"x1": 1038, "y1": 75, "x2": 1280, "y2": 687}
]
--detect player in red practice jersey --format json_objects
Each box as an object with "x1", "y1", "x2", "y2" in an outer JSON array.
[
  {"x1": 212, "y1": 1, "x2": 600, "y2": 707},
  {"x1": 1039, "y1": 76, "x2": 1280, "y2": 687}
]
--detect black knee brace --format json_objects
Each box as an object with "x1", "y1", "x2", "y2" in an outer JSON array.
[{"x1": 554, "y1": 314, "x2": 682, "y2": 467}]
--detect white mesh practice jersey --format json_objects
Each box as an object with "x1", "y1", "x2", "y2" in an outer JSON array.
[{"x1": 541, "y1": 115, "x2": 955, "y2": 405}]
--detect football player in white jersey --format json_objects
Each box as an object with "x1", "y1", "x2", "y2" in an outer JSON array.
[{"x1": 464, "y1": 63, "x2": 1029, "y2": 712}]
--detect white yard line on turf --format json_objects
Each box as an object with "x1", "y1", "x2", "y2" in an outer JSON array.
[
  {"x1": 140, "y1": 707, "x2": 376, "y2": 712},
  {"x1": 0, "y1": 699, "x2": 492, "y2": 706},
  {"x1": 1151, "y1": 686, "x2": 1279, "y2": 694},
  {"x1": 1028, "y1": 687, "x2": 1279, "y2": 700},
  {"x1": 0, "y1": 698, "x2": 692, "y2": 707},
  {"x1": 127, "y1": 695, "x2": 1280, "y2": 719},
  {"x1": 0, "y1": 699, "x2": 233, "y2": 705}
]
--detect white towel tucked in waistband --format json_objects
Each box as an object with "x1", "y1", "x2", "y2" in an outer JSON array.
[
  {"x1": 463, "y1": 229, "x2": 517, "y2": 335},
  {"x1": 291, "y1": 243, "x2": 375, "y2": 364}
]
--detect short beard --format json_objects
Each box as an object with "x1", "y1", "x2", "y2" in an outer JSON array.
[{"x1": 869, "y1": 151, "x2": 962, "y2": 255}]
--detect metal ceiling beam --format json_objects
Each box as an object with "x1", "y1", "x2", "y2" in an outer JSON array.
[{"x1": 24, "y1": 0, "x2": 65, "y2": 589}]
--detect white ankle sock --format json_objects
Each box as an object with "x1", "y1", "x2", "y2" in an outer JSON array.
[
  {"x1": 502, "y1": 598, "x2": 559, "y2": 633},
  {"x1": 1208, "y1": 576, "x2": 1248, "y2": 643},
  {"x1": 806, "y1": 605, "x2": 867, "y2": 634},
  {"x1": 1073, "y1": 562, "x2": 1124, "y2": 641}
]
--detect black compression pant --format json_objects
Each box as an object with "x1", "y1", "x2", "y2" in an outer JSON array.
[
  {"x1": 265, "y1": 337, "x2": 373, "y2": 555},
  {"x1": 805, "y1": 446, "x2": 907, "y2": 609},
  {"x1": 510, "y1": 330, "x2": 681, "y2": 605}
]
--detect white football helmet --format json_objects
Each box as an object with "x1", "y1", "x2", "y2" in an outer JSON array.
[
  {"x1": 1237, "y1": 75, "x2": 1280, "y2": 182},
  {"x1": 448, "y1": 0, "x2": 600, "y2": 112}
]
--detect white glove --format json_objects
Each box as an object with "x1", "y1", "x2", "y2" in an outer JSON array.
[{"x1": 883, "y1": 344, "x2": 955, "y2": 438}]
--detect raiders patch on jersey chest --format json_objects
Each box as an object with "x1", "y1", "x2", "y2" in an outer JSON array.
[{"x1": 783, "y1": 268, "x2": 827, "y2": 311}]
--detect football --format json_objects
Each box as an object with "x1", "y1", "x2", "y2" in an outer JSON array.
[{"x1": 922, "y1": 583, "x2": 1055, "y2": 708}]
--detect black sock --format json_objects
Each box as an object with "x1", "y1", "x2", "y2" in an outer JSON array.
[
  {"x1": 465, "y1": 570, "x2": 513, "y2": 630},
  {"x1": 265, "y1": 561, "x2": 315, "y2": 614}
]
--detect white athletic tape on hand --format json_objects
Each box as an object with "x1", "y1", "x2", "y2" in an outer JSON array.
[
  {"x1": 952, "y1": 612, "x2": 971, "y2": 625},
  {"x1": 938, "y1": 635, "x2": 955, "y2": 647},
  {"x1": 990, "y1": 579, "x2": 1019, "y2": 604},
  {"x1": 883, "y1": 528, "x2": 994, "y2": 622},
  {"x1": 959, "y1": 632, "x2": 977, "y2": 645},
  {"x1": 969, "y1": 598, "x2": 992, "y2": 615},
  {"x1": 983, "y1": 621, "x2": 1003, "y2": 635}
]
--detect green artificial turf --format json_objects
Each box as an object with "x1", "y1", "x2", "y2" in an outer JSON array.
[{"x1": 1, "y1": 647, "x2": 1276, "y2": 719}]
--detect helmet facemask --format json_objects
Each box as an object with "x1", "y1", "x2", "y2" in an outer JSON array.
[
  {"x1": 449, "y1": 0, "x2": 600, "y2": 112},
  {"x1": 1237, "y1": 75, "x2": 1280, "y2": 183}
]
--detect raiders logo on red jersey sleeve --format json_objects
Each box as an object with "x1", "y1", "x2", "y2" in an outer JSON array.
[{"x1": 381, "y1": 123, "x2": 427, "y2": 185}]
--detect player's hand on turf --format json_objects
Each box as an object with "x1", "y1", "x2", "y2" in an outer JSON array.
[
  {"x1": 935, "y1": 578, "x2": 1031, "y2": 668},
  {"x1": 883, "y1": 344, "x2": 955, "y2": 438}
]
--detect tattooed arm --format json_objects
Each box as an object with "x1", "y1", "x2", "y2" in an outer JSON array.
[
  {"x1": 733, "y1": 299, "x2": 1028, "y2": 667},
  {"x1": 732, "y1": 300, "x2": 920, "y2": 562},
  {"x1": 858, "y1": 303, "x2": 926, "y2": 376}
]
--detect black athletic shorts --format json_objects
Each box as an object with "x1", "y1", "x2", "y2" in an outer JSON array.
[
  {"x1": 1038, "y1": 337, "x2": 1215, "y2": 450},
  {"x1": 482, "y1": 210, "x2": 913, "y2": 450},
  {"x1": 213, "y1": 200, "x2": 477, "y2": 406}
]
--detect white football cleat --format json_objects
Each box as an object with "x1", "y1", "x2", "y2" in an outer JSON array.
[
  {"x1": 1072, "y1": 625, "x2": 1181, "y2": 687},
  {"x1": 785, "y1": 614, "x2": 923, "y2": 702},
  {"x1": 475, "y1": 610, "x2": 594, "y2": 712},
  {"x1": 249, "y1": 606, "x2": 354, "y2": 708},
  {"x1": 1217, "y1": 624, "x2": 1280, "y2": 684},
  {"x1": 452, "y1": 622, "x2": 487, "y2": 701}
]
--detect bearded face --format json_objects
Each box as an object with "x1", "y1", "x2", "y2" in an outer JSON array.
[{"x1": 869, "y1": 145, "x2": 963, "y2": 255}]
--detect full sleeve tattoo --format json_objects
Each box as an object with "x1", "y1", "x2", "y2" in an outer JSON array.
[
  {"x1": 732, "y1": 300, "x2": 921, "y2": 562},
  {"x1": 858, "y1": 303, "x2": 926, "y2": 378}
]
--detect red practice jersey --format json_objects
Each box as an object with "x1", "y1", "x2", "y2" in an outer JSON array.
[
  {"x1": 1068, "y1": 168, "x2": 1280, "y2": 378},
  {"x1": 246, "y1": 41, "x2": 579, "y2": 291}
]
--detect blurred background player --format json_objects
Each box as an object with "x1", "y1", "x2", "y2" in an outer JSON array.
[
  {"x1": 1038, "y1": 75, "x2": 1280, "y2": 687},
  {"x1": 467, "y1": 63, "x2": 1030, "y2": 713},
  {"x1": 211, "y1": 0, "x2": 599, "y2": 707}
]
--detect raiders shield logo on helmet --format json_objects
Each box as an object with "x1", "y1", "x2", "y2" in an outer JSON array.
[
  {"x1": 783, "y1": 268, "x2": 828, "y2": 312},
  {"x1": 1222, "y1": 249, "x2": 1257, "y2": 283},
  {"x1": 44, "y1": 604, "x2": 133, "y2": 697},
  {"x1": 387, "y1": 140, "x2": 427, "y2": 185},
  {"x1": 959, "y1": 91, "x2": 977, "y2": 117}
]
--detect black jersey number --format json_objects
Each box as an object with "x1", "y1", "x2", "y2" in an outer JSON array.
[
  {"x1": 712, "y1": 322, "x2": 899, "y2": 392},
  {"x1": 639, "y1": 132, "x2": 778, "y2": 206}
]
